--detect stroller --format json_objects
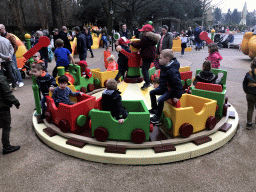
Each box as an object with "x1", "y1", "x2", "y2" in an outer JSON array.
[
  {"x1": 214, "y1": 34, "x2": 225, "y2": 49},
  {"x1": 20, "y1": 60, "x2": 32, "y2": 79}
]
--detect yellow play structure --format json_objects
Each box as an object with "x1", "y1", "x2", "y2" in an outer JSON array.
[
  {"x1": 172, "y1": 36, "x2": 192, "y2": 52},
  {"x1": 12, "y1": 34, "x2": 27, "y2": 69}
]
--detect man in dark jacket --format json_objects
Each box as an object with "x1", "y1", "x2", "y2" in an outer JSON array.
[
  {"x1": 84, "y1": 27, "x2": 94, "y2": 58},
  {"x1": 149, "y1": 49, "x2": 183, "y2": 124},
  {"x1": 131, "y1": 24, "x2": 157, "y2": 89},
  {"x1": 119, "y1": 24, "x2": 132, "y2": 39},
  {"x1": 0, "y1": 75, "x2": 21, "y2": 154},
  {"x1": 58, "y1": 26, "x2": 72, "y2": 53},
  {"x1": 156, "y1": 25, "x2": 173, "y2": 55},
  {"x1": 74, "y1": 26, "x2": 87, "y2": 61}
]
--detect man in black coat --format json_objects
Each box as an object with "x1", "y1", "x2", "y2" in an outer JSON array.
[
  {"x1": 58, "y1": 26, "x2": 72, "y2": 53},
  {"x1": 74, "y1": 26, "x2": 87, "y2": 61}
]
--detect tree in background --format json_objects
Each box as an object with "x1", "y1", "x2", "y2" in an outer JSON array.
[
  {"x1": 214, "y1": 7, "x2": 222, "y2": 24},
  {"x1": 224, "y1": 9, "x2": 232, "y2": 24},
  {"x1": 231, "y1": 9, "x2": 241, "y2": 24}
]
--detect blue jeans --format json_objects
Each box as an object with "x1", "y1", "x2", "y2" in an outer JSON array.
[
  {"x1": 142, "y1": 58, "x2": 154, "y2": 85},
  {"x1": 181, "y1": 47, "x2": 185, "y2": 55},
  {"x1": 150, "y1": 87, "x2": 171, "y2": 117},
  {"x1": 40, "y1": 96, "x2": 47, "y2": 116},
  {"x1": 195, "y1": 41, "x2": 202, "y2": 49},
  {"x1": 11, "y1": 54, "x2": 23, "y2": 83},
  {"x1": 79, "y1": 52, "x2": 87, "y2": 61}
]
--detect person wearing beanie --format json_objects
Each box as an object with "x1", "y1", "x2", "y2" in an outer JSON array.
[
  {"x1": 102, "y1": 79, "x2": 128, "y2": 124},
  {"x1": 243, "y1": 58, "x2": 256, "y2": 129}
]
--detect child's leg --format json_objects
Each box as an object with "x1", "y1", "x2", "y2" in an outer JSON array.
[
  {"x1": 246, "y1": 94, "x2": 256, "y2": 123},
  {"x1": 155, "y1": 91, "x2": 170, "y2": 118},
  {"x1": 142, "y1": 58, "x2": 154, "y2": 85},
  {"x1": 0, "y1": 109, "x2": 11, "y2": 148},
  {"x1": 40, "y1": 96, "x2": 47, "y2": 117},
  {"x1": 150, "y1": 87, "x2": 166, "y2": 110},
  {"x1": 52, "y1": 66, "x2": 58, "y2": 78}
]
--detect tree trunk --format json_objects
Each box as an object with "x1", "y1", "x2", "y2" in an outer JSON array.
[{"x1": 51, "y1": 0, "x2": 62, "y2": 28}]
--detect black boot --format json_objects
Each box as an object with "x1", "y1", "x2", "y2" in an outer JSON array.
[{"x1": 3, "y1": 145, "x2": 20, "y2": 155}]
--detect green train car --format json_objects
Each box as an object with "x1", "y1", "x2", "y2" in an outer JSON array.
[
  {"x1": 190, "y1": 69, "x2": 228, "y2": 118},
  {"x1": 89, "y1": 98, "x2": 152, "y2": 144}
]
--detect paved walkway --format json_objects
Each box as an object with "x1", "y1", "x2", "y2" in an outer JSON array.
[{"x1": 0, "y1": 47, "x2": 255, "y2": 192}]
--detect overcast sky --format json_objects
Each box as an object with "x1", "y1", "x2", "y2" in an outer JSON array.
[{"x1": 212, "y1": 0, "x2": 255, "y2": 13}]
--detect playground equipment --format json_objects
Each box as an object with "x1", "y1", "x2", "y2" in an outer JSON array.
[
  {"x1": 12, "y1": 34, "x2": 27, "y2": 72},
  {"x1": 241, "y1": 32, "x2": 256, "y2": 59},
  {"x1": 91, "y1": 33, "x2": 102, "y2": 49},
  {"x1": 172, "y1": 36, "x2": 192, "y2": 52}
]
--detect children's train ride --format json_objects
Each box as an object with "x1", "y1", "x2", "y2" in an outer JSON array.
[{"x1": 44, "y1": 65, "x2": 228, "y2": 144}]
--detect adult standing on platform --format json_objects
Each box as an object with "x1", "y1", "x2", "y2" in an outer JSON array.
[
  {"x1": 0, "y1": 35, "x2": 17, "y2": 90},
  {"x1": 119, "y1": 24, "x2": 132, "y2": 40},
  {"x1": 58, "y1": 26, "x2": 72, "y2": 53},
  {"x1": 156, "y1": 25, "x2": 173, "y2": 56},
  {"x1": 0, "y1": 24, "x2": 24, "y2": 87},
  {"x1": 131, "y1": 24, "x2": 157, "y2": 90},
  {"x1": 84, "y1": 28, "x2": 94, "y2": 58},
  {"x1": 74, "y1": 26, "x2": 87, "y2": 61}
]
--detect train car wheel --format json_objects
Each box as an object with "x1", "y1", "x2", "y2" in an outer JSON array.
[
  {"x1": 206, "y1": 116, "x2": 217, "y2": 130},
  {"x1": 80, "y1": 87, "x2": 86, "y2": 94},
  {"x1": 223, "y1": 104, "x2": 228, "y2": 116},
  {"x1": 58, "y1": 119, "x2": 70, "y2": 133},
  {"x1": 94, "y1": 127, "x2": 108, "y2": 142},
  {"x1": 45, "y1": 111, "x2": 52, "y2": 123},
  {"x1": 179, "y1": 123, "x2": 193, "y2": 138},
  {"x1": 131, "y1": 129, "x2": 146, "y2": 144},
  {"x1": 87, "y1": 83, "x2": 94, "y2": 92},
  {"x1": 89, "y1": 119, "x2": 92, "y2": 129},
  {"x1": 216, "y1": 105, "x2": 219, "y2": 111}
]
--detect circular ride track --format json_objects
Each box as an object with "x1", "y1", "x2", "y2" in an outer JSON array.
[{"x1": 33, "y1": 81, "x2": 239, "y2": 165}]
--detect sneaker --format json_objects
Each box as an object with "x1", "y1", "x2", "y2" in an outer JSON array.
[
  {"x1": 18, "y1": 82, "x2": 24, "y2": 87},
  {"x1": 12, "y1": 87, "x2": 17, "y2": 91},
  {"x1": 246, "y1": 122, "x2": 253, "y2": 130},
  {"x1": 150, "y1": 115, "x2": 160, "y2": 124},
  {"x1": 141, "y1": 83, "x2": 150, "y2": 90},
  {"x1": 149, "y1": 109, "x2": 156, "y2": 114},
  {"x1": 3, "y1": 145, "x2": 20, "y2": 155}
]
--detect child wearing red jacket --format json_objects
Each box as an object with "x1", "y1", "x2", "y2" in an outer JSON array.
[
  {"x1": 106, "y1": 55, "x2": 118, "y2": 71},
  {"x1": 77, "y1": 60, "x2": 92, "y2": 78},
  {"x1": 206, "y1": 43, "x2": 223, "y2": 69}
]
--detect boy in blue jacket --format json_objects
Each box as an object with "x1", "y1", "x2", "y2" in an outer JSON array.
[{"x1": 149, "y1": 49, "x2": 183, "y2": 124}]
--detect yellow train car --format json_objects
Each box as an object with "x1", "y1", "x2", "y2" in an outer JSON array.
[
  {"x1": 91, "y1": 68, "x2": 120, "y2": 88},
  {"x1": 161, "y1": 94, "x2": 217, "y2": 138}
]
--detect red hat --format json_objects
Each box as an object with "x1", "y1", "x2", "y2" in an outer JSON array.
[
  {"x1": 78, "y1": 60, "x2": 88, "y2": 67},
  {"x1": 139, "y1": 24, "x2": 153, "y2": 32},
  {"x1": 118, "y1": 37, "x2": 130, "y2": 45}
]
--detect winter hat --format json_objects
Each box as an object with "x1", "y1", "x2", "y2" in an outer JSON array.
[
  {"x1": 139, "y1": 24, "x2": 153, "y2": 32},
  {"x1": 118, "y1": 37, "x2": 130, "y2": 45}
]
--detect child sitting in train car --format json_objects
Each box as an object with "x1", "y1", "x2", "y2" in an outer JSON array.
[
  {"x1": 52, "y1": 75, "x2": 84, "y2": 107},
  {"x1": 30, "y1": 64, "x2": 57, "y2": 119},
  {"x1": 149, "y1": 49, "x2": 183, "y2": 124},
  {"x1": 52, "y1": 38, "x2": 75, "y2": 77},
  {"x1": 106, "y1": 55, "x2": 118, "y2": 71},
  {"x1": 206, "y1": 43, "x2": 223, "y2": 69},
  {"x1": 102, "y1": 79, "x2": 128, "y2": 124},
  {"x1": 193, "y1": 61, "x2": 218, "y2": 86},
  {"x1": 104, "y1": 46, "x2": 111, "y2": 69},
  {"x1": 77, "y1": 60, "x2": 92, "y2": 78}
]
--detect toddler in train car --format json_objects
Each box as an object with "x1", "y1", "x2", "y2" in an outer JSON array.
[
  {"x1": 52, "y1": 75, "x2": 84, "y2": 107},
  {"x1": 193, "y1": 61, "x2": 218, "y2": 86},
  {"x1": 102, "y1": 79, "x2": 128, "y2": 124},
  {"x1": 104, "y1": 46, "x2": 111, "y2": 69}
]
